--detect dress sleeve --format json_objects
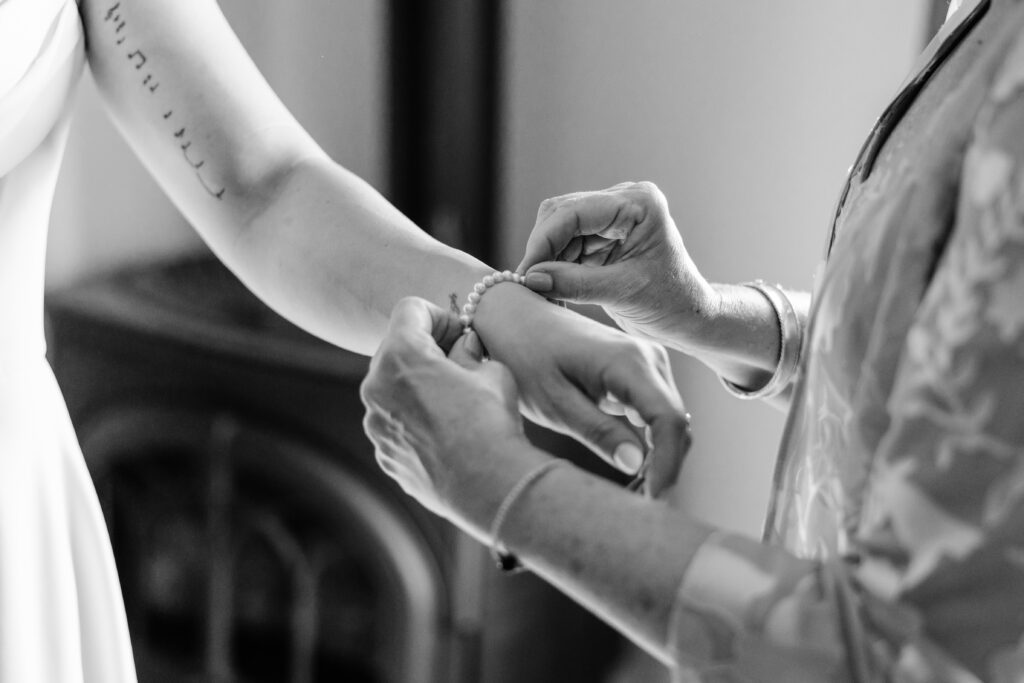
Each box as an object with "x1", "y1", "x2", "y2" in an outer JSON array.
[{"x1": 666, "y1": 35, "x2": 1024, "y2": 683}]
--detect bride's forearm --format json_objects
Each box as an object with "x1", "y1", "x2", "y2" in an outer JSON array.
[{"x1": 223, "y1": 155, "x2": 493, "y2": 355}]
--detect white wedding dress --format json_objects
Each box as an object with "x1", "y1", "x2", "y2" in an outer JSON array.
[{"x1": 0, "y1": 0, "x2": 137, "y2": 680}]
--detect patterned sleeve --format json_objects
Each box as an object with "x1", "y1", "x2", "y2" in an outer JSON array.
[{"x1": 666, "y1": 35, "x2": 1024, "y2": 683}]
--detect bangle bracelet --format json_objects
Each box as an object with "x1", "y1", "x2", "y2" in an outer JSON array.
[
  {"x1": 720, "y1": 280, "x2": 803, "y2": 400},
  {"x1": 460, "y1": 270, "x2": 526, "y2": 333},
  {"x1": 489, "y1": 459, "x2": 569, "y2": 573}
]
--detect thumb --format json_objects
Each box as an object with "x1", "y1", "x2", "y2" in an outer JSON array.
[
  {"x1": 477, "y1": 358, "x2": 521, "y2": 409},
  {"x1": 523, "y1": 261, "x2": 625, "y2": 306},
  {"x1": 447, "y1": 330, "x2": 486, "y2": 368}
]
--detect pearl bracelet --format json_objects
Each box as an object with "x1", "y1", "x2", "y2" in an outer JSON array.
[
  {"x1": 720, "y1": 280, "x2": 803, "y2": 400},
  {"x1": 489, "y1": 459, "x2": 569, "y2": 572},
  {"x1": 460, "y1": 270, "x2": 526, "y2": 332}
]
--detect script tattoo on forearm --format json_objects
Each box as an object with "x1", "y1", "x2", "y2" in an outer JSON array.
[{"x1": 104, "y1": 2, "x2": 226, "y2": 200}]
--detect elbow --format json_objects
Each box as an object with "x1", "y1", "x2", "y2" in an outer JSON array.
[{"x1": 236, "y1": 147, "x2": 334, "y2": 232}]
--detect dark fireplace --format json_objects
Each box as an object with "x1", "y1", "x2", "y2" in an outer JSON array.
[{"x1": 46, "y1": 257, "x2": 622, "y2": 683}]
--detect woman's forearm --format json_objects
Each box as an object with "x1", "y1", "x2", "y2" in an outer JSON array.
[
  {"x1": 486, "y1": 443, "x2": 715, "y2": 662},
  {"x1": 665, "y1": 282, "x2": 810, "y2": 405}
]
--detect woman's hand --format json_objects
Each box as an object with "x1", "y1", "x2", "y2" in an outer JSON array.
[
  {"x1": 472, "y1": 282, "x2": 691, "y2": 496},
  {"x1": 360, "y1": 297, "x2": 544, "y2": 540},
  {"x1": 517, "y1": 181, "x2": 718, "y2": 349}
]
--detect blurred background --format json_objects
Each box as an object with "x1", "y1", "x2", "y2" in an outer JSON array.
[{"x1": 44, "y1": 1, "x2": 940, "y2": 681}]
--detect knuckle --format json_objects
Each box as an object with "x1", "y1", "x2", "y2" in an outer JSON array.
[
  {"x1": 634, "y1": 180, "x2": 662, "y2": 200},
  {"x1": 394, "y1": 295, "x2": 422, "y2": 312},
  {"x1": 362, "y1": 413, "x2": 377, "y2": 442},
  {"x1": 389, "y1": 296, "x2": 420, "y2": 323},
  {"x1": 613, "y1": 339, "x2": 650, "y2": 367},
  {"x1": 632, "y1": 337, "x2": 670, "y2": 368},
  {"x1": 358, "y1": 375, "x2": 379, "y2": 407},
  {"x1": 374, "y1": 449, "x2": 397, "y2": 477},
  {"x1": 648, "y1": 341, "x2": 672, "y2": 368},
  {"x1": 631, "y1": 182, "x2": 669, "y2": 220}
]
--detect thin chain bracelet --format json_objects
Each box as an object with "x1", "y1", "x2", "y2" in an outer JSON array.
[
  {"x1": 489, "y1": 459, "x2": 570, "y2": 572},
  {"x1": 459, "y1": 270, "x2": 526, "y2": 333}
]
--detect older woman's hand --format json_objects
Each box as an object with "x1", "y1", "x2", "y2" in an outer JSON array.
[
  {"x1": 517, "y1": 181, "x2": 717, "y2": 348},
  {"x1": 360, "y1": 297, "x2": 544, "y2": 539}
]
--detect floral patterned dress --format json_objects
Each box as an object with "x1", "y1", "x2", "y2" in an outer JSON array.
[{"x1": 670, "y1": 1, "x2": 1024, "y2": 681}]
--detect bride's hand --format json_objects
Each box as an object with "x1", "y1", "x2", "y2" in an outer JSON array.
[
  {"x1": 517, "y1": 181, "x2": 718, "y2": 348},
  {"x1": 472, "y1": 282, "x2": 691, "y2": 496}
]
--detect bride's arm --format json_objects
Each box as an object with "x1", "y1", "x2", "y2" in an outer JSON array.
[
  {"x1": 79, "y1": 0, "x2": 482, "y2": 353},
  {"x1": 76, "y1": 0, "x2": 691, "y2": 489}
]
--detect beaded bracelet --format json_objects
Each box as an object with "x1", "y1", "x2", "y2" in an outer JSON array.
[
  {"x1": 459, "y1": 270, "x2": 526, "y2": 332},
  {"x1": 489, "y1": 459, "x2": 569, "y2": 572},
  {"x1": 720, "y1": 280, "x2": 803, "y2": 400}
]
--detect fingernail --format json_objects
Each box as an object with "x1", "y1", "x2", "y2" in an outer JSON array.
[
  {"x1": 464, "y1": 330, "x2": 483, "y2": 357},
  {"x1": 613, "y1": 443, "x2": 643, "y2": 473},
  {"x1": 525, "y1": 272, "x2": 553, "y2": 292}
]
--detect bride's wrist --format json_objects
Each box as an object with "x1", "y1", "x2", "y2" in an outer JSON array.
[{"x1": 467, "y1": 278, "x2": 548, "y2": 352}]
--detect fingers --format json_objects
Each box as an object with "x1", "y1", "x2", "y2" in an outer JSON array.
[
  {"x1": 522, "y1": 260, "x2": 631, "y2": 305},
  {"x1": 554, "y1": 386, "x2": 648, "y2": 475},
  {"x1": 388, "y1": 296, "x2": 464, "y2": 355},
  {"x1": 447, "y1": 330, "x2": 485, "y2": 368},
  {"x1": 364, "y1": 297, "x2": 459, "y2": 411},
  {"x1": 601, "y1": 352, "x2": 691, "y2": 497},
  {"x1": 450, "y1": 335, "x2": 522, "y2": 416},
  {"x1": 518, "y1": 190, "x2": 644, "y2": 273},
  {"x1": 598, "y1": 393, "x2": 646, "y2": 428}
]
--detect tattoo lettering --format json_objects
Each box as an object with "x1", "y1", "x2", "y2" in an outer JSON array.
[
  {"x1": 104, "y1": 2, "x2": 226, "y2": 201},
  {"x1": 127, "y1": 50, "x2": 147, "y2": 69},
  {"x1": 181, "y1": 141, "x2": 205, "y2": 169},
  {"x1": 197, "y1": 174, "x2": 226, "y2": 200}
]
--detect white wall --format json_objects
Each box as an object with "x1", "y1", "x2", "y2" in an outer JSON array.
[
  {"x1": 47, "y1": 0, "x2": 386, "y2": 289},
  {"x1": 500, "y1": 2, "x2": 930, "y2": 535}
]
